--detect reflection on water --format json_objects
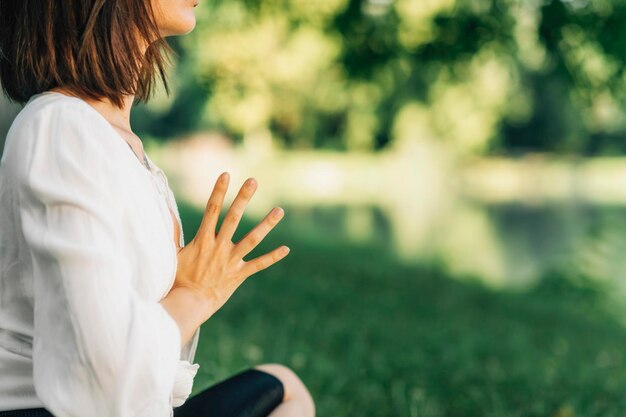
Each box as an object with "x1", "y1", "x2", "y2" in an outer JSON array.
[
  {"x1": 279, "y1": 200, "x2": 626, "y2": 292},
  {"x1": 151, "y1": 135, "x2": 626, "y2": 294}
]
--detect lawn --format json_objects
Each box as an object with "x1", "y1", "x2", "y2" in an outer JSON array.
[{"x1": 178, "y1": 200, "x2": 626, "y2": 417}]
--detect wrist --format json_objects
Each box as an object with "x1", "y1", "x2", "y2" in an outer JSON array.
[{"x1": 168, "y1": 286, "x2": 215, "y2": 322}]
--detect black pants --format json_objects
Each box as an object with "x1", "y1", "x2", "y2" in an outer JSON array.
[{"x1": 0, "y1": 368, "x2": 284, "y2": 417}]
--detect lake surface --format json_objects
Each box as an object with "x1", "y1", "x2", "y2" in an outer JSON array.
[
  {"x1": 278, "y1": 199, "x2": 626, "y2": 294},
  {"x1": 144, "y1": 136, "x2": 626, "y2": 300}
]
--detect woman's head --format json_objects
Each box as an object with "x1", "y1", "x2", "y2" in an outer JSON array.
[{"x1": 0, "y1": 0, "x2": 199, "y2": 108}]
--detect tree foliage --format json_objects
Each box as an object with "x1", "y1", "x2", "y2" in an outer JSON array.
[{"x1": 134, "y1": 0, "x2": 626, "y2": 156}]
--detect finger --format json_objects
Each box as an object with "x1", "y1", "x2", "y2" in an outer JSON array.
[
  {"x1": 233, "y1": 207, "x2": 285, "y2": 259},
  {"x1": 217, "y1": 177, "x2": 257, "y2": 243},
  {"x1": 239, "y1": 245, "x2": 290, "y2": 279},
  {"x1": 196, "y1": 172, "x2": 229, "y2": 243}
]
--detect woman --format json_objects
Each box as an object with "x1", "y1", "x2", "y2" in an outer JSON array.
[{"x1": 0, "y1": 1, "x2": 315, "y2": 416}]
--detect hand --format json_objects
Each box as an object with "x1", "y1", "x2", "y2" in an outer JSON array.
[{"x1": 171, "y1": 172, "x2": 289, "y2": 318}]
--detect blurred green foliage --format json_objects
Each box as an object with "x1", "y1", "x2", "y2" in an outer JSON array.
[{"x1": 132, "y1": 0, "x2": 626, "y2": 156}]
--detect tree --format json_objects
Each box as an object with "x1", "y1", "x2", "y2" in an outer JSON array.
[{"x1": 134, "y1": 0, "x2": 626, "y2": 156}]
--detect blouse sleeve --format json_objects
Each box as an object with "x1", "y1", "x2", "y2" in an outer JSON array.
[{"x1": 16, "y1": 102, "x2": 182, "y2": 417}]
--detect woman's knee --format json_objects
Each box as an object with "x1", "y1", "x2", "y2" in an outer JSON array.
[{"x1": 254, "y1": 363, "x2": 315, "y2": 417}]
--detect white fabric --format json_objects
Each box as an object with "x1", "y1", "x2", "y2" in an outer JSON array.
[{"x1": 0, "y1": 92, "x2": 201, "y2": 416}]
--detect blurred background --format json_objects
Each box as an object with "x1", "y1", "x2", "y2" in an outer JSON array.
[{"x1": 4, "y1": 0, "x2": 626, "y2": 415}]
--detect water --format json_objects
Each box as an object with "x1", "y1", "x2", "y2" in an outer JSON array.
[
  {"x1": 279, "y1": 199, "x2": 626, "y2": 293},
  {"x1": 143, "y1": 136, "x2": 626, "y2": 300}
]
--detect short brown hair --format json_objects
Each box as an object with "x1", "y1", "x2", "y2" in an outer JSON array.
[{"x1": 0, "y1": 0, "x2": 173, "y2": 108}]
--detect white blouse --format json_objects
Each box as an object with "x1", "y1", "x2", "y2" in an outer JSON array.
[{"x1": 0, "y1": 92, "x2": 201, "y2": 416}]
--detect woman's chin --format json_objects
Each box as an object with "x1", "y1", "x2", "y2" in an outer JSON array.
[
  {"x1": 162, "y1": 19, "x2": 196, "y2": 36},
  {"x1": 160, "y1": 11, "x2": 196, "y2": 37},
  {"x1": 179, "y1": 19, "x2": 197, "y2": 35}
]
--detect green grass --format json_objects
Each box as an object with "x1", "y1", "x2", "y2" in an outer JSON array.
[{"x1": 178, "y1": 200, "x2": 626, "y2": 417}]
